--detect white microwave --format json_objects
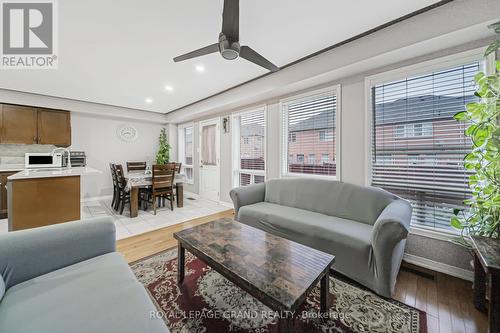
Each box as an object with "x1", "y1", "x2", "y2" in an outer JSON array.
[{"x1": 25, "y1": 153, "x2": 63, "y2": 169}]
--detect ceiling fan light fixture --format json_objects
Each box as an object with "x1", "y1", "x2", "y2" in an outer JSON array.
[{"x1": 221, "y1": 43, "x2": 240, "y2": 60}]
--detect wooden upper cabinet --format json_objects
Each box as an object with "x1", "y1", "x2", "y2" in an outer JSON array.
[
  {"x1": 1, "y1": 104, "x2": 38, "y2": 144},
  {"x1": 0, "y1": 104, "x2": 71, "y2": 146},
  {"x1": 37, "y1": 109, "x2": 71, "y2": 146}
]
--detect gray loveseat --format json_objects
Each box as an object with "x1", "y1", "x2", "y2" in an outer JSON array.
[
  {"x1": 230, "y1": 178, "x2": 412, "y2": 298},
  {"x1": 0, "y1": 217, "x2": 168, "y2": 333}
]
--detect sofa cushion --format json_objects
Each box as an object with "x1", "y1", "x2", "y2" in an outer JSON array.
[
  {"x1": 0, "y1": 275, "x2": 4, "y2": 302},
  {"x1": 238, "y1": 202, "x2": 376, "y2": 286},
  {"x1": 0, "y1": 252, "x2": 168, "y2": 333},
  {"x1": 264, "y1": 178, "x2": 395, "y2": 225}
]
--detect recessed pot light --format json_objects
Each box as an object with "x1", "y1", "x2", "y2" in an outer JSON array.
[
  {"x1": 164, "y1": 85, "x2": 174, "y2": 92},
  {"x1": 145, "y1": 98, "x2": 153, "y2": 104},
  {"x1": 195, "y1": 64, "x2": 205, "y2": 72}
]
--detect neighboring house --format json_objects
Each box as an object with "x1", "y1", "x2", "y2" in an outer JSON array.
[
  {"x1": 373, "y1": 95, "x2": 475, "y2": 166},
  {"x1": 288, "y1": 109, "x2": 336, "y2": 164}
]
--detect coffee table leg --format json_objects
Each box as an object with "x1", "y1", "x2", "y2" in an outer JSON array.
[
  {"x1": 177, "y1": 242, "x2": 185, "y2": 284},
  {"x1": 320, "y1": 273, "x2": 330, "y2": 314}
]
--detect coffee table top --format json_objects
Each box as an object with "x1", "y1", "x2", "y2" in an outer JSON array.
[{"x1": 174, "y1": 217, "x2": 335, "y2": 311}]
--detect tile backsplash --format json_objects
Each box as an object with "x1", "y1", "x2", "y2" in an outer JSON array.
[{"x1": 0, "y1": 144, "x2": 56, "y2": 165}]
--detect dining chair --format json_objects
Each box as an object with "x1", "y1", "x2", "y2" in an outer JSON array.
[
  {"x1": 115, "y1": 164, "x2": 131, "y2": 214},
  {"x1": 146, "y1": 164, "x2": 176, "y2": 214},
  {"x1": 173, "y1": 162, "x2": 182, "y2": 201},
  {"x1": 174, "y1": 162, "x2": 182, "y2": 174},
  {"x1": 126, "y1": 161, "x2": 147, "y2": 172},
  {"x1": 109, "y1": 163, "x2": 119, "y2": 210}
]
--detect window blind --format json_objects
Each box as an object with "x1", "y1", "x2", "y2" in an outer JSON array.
[
  {"x1": 238, "y1": 109, "x2": 265, "y2": 186},
  {"x1": 371, "y1": 62, "x2": 479, "y2": 230},
  {"x1": 282, "y1": 90, "x2": 337, "y2": 176}
]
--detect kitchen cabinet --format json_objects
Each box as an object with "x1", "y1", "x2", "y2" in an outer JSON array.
[
  {"x1": 38, "y1": 109, "x2": 71, "y2": 146},
  {"x1": 0, "y1": 103, "x2": 71, "y2": 147},
  {"x1": 1, "y1": 104, "x2": 38, "y2": 144},
  {"x1": 0, "y1": 171, "x2": 17, "y2": 219}
]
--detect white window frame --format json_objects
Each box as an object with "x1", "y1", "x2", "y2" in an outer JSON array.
[
  {"x1": 394, "y1": 122, "x2": 433, "y2": 139},
  {"x1": 364, "y1": 47, "x2": 492, "y2": 238},
  {"x1": 177, "y1": 122, "x2": 194, "y2": 184},
  {"x1": 279, "y1": 85, "x2": 342, "y2": 180},
  {"x1": 231, "y1": 105, "x2": 267, "y2": 188}
]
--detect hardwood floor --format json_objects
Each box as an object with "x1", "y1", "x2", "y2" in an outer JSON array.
[
  {"x1": 117, "y1": 209, "x2": 235, "y2": 263},
  {"x1": 117, "y1": 210, "x2": 488, "y2": 332}
]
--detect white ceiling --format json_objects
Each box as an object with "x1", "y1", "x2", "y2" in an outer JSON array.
[{"x1": 0, "y1": 0, "x2": 442, "y2": 114}]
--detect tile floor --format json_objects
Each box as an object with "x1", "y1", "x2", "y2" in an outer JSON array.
[{"x1": 0, "y1": 195, "x2": 231, "y2": 240}]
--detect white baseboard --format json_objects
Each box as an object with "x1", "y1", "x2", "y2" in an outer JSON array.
[
  {"x1": 81, "y1": 195, "x2": 112, "y2": 203},
  {"x1": 403, "y1": 253, "x2": 473, "y2": 282},
  {"x1": 218, "y1": 201, "x2": 234, "y2": 208},
  {"x1": 184, "y1": 191, "x2": 200, "y2": 199}
]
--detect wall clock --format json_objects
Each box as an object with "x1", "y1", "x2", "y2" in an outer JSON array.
[{"x1": 117, "y1": 124, "x2": 138, "y2": 142}]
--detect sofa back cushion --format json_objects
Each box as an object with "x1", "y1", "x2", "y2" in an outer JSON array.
[
  {"x1": 0, "y1": 275, "x2": 5, "y2": 302},
  {"x1": 264, "y1": 178, "x2": 396, "y2": 225}
]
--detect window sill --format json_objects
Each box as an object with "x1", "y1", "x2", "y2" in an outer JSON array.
[
  {"x1": 283, "y1": 173, "x2": 338, "y2": 181},
  {"x1": 409, "y1": 225, "x2": 460, "y2": 242}
]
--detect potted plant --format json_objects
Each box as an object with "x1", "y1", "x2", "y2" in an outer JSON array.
[
  {"x1": 156, "y1": 128, "x2": 171, "y2": 164},
  {"x1": 450, "y1": 22, "x2": 500, "y2": 247}
]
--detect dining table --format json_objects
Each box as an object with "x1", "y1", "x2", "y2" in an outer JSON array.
[{"x1": 125, "y1": 171, "x2": 186, "y2": 218}]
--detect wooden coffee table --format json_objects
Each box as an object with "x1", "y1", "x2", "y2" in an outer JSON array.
[{"x1": 173, "y1": 218, "x2": 335, "y2": 332}]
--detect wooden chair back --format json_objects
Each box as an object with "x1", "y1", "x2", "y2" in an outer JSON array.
[
  {"x1": 152, "y1": 164, "x2": 175, "y2": 192},
  {"x1": 174, "y1": 162, "x2": 182, "y2": 174},
  {"x1": 127, "y1": 161, "x2": 147, "y2": 172},
  {"x1": 115, "y1": 164, "x2": 127, "y2": 189},
  {"x1": 109, "y1": 163, "x2": 117, "y2": 185}
]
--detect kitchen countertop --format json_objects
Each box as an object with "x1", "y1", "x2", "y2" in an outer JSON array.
[{"x1": 8, "y1": 167, "x2": 101, "y2": 180}]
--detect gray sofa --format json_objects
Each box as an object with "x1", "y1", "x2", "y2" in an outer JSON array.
[
  {"x1": 0, "y1": 217, "x2": 168, "y2": 333},
  {"x1": 230, "y1": 178, "x2": 412, "y2": 298}
]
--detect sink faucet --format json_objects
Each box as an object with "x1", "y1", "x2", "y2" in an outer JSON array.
[{"x1": 51, "y1": 147, "x2": 71, "y2": 168}]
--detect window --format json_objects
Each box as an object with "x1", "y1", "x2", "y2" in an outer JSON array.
[
  {"x1": 282, "y1": 87, "x2": 339, "y2": 177},
  {"x1": 178, "y1": 125, "x2": 194, "y2": 183},
  {"x1": 233, "y1": 107, "x2": 266, "y2": 187},
  {"x1": 394, "y1": 122, "x2": 433, "y2": 138},
  {"x1": 370, "y1": 61, "x2": 479, "y2": 231},
  {"x1": 319, "y1": 129, "x2": 333, "y2": 142}
]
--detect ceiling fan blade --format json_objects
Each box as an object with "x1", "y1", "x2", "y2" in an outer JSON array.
[
  {"x1": 173, "y1": 43, "x2": 219, "y2": 62},
  {"x1": 240, "y1": 46, "x2": 279, "y2": 72},
  {"x1": 222, "y1": 0, "x2": 239, "y2": 40}
]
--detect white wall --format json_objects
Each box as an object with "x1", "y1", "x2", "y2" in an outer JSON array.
[{"x1": 71, "y1": 113, "x2": 165, "y2": 198}]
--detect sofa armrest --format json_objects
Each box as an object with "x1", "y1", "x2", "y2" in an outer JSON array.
[
  {"x1": 0, "y1": 217, "x2": 116, "y2": 290},
  {"x1": 229, "y1": 182, "x2": 266, "y2": 216},
  {"x1": 370, "y1": 199, "x2": 412, "y2": 293}
]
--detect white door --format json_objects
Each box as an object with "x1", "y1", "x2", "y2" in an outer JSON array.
[{"x1": 199, "y1": 118, "x2": 220, "y2": 201}]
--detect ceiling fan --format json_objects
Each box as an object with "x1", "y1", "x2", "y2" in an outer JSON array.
[{"x1": 173, "y1": 0, "x2": 279, "y2": 72}]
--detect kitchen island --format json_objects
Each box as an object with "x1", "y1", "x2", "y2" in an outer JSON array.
[{"x1": 7, "y1": 167, "x2": 101, "y2": 231}]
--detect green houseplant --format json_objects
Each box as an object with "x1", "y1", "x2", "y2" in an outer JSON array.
[
  {"x1": 156, "y1": 128, "x2": 171, "y2": 164},
  {"x1": 450, "y1": 22, "x2": 500, "y2": 247}
]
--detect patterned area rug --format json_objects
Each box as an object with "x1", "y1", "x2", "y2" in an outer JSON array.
[{"x1": 131, "y1": 248, "x2": 426, "y2": 333}]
